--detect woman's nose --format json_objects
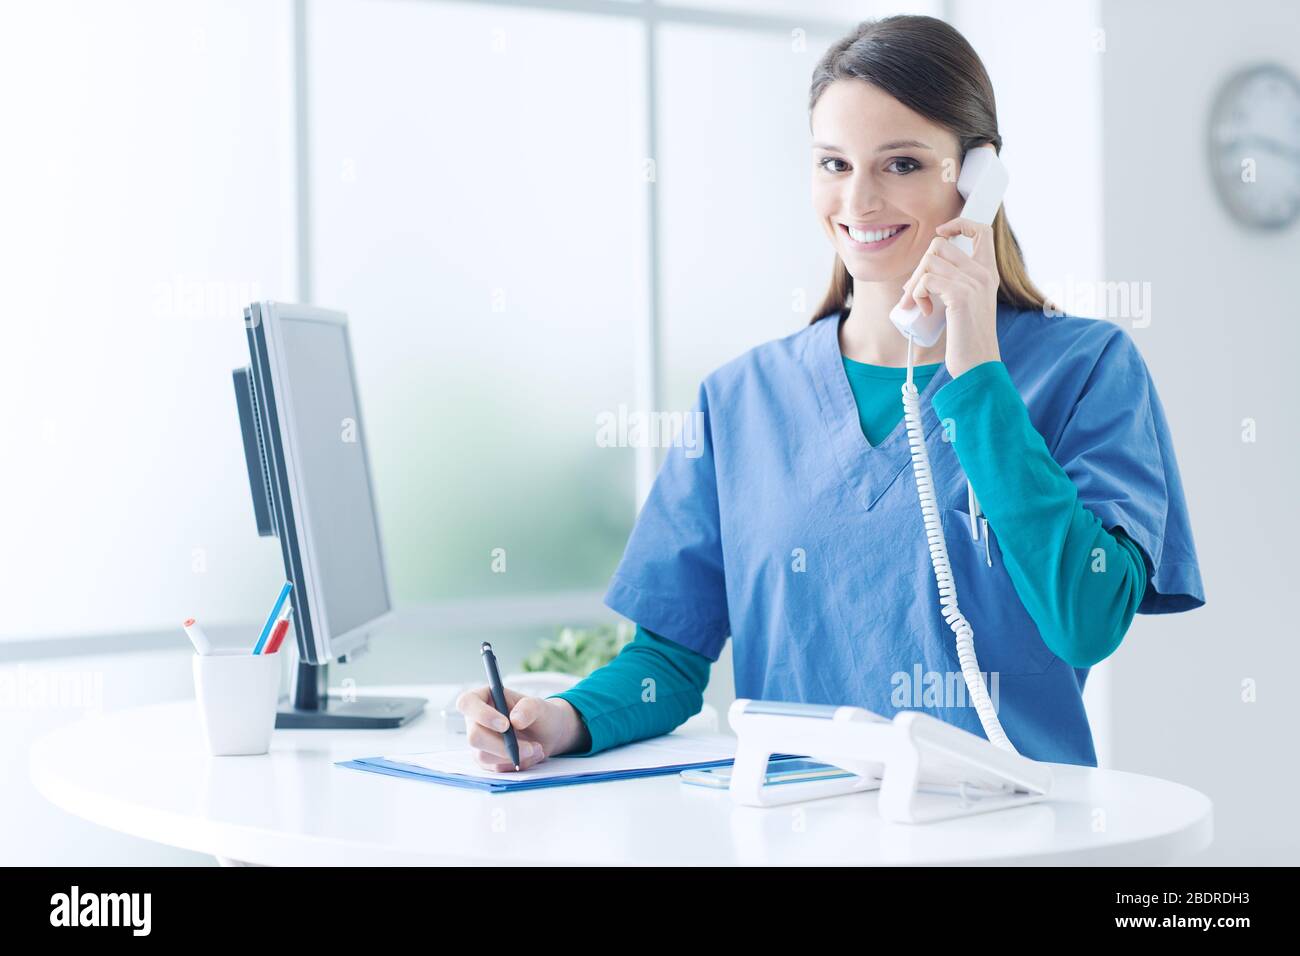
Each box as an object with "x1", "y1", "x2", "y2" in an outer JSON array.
[{"x1": 844, "y1": 171, "x2": 885, "y2": 216}]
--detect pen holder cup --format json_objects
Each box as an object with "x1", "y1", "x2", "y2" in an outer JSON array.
[{"x1": 192, "y1": 650, "x2": 282, "y2": 756}]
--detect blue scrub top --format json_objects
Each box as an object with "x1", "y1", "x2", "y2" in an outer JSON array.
[{"x1": 603, "y1": 303, "x2": 1205, "y2": 766}]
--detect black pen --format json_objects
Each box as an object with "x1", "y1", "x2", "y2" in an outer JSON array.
[{"x1": 480, "y1": 642, "x2": 521, "y2": 770}]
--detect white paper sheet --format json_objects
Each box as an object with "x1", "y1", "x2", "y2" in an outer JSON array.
[{"x1": 382, "y1": 732, "x2": 740, "y2": 782}]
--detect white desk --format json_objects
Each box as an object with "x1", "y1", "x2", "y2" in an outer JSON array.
[{"x1": 30, "y1": 684, "x2": 1212, "y2": 866}]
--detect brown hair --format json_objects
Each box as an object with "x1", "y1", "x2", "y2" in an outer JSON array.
[{"x1": 808, "y1": 15, "x2": 1050, "y2": 324}]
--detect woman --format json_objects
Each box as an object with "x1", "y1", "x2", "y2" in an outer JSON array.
[{"x1": 457, "y1": 14, "x2": 1204, "y2": 770}]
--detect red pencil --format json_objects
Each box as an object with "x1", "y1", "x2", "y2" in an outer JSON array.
[{"x1": 265, "y1": 618, "x2": 291, "y2": 654}]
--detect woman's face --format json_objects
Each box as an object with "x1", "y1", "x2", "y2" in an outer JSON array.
[{"x1": 810, "y1": 79, "x2": 964, "y2": 285}]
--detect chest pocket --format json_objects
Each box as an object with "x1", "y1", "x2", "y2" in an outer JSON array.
[{"x1": 935, "y1": 508, "x2": 1059, "y2": 677}]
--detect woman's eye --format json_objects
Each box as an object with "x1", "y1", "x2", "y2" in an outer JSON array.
[{"x1": 818, "y1": 156, "x2": 920, "y2": 174}]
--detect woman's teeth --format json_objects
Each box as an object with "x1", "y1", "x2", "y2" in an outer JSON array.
[{"x1": 847, "y1": 224, "x2": 903, "y2": 243}]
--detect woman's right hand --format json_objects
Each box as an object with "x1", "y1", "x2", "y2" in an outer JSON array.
[{"x1": 456, "y1": 686, "x2": 588, "y2": 772}]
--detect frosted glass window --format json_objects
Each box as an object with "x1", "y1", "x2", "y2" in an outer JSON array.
[
  {"x1": 0, "y1": 0, "x2": 294, "y2": 640},
  {"x1": 657, "y1": 24, "x2": 846, "y2": 413},
  {"x1": 308, "y1": 0, "x2": 646, "y2": 601}
]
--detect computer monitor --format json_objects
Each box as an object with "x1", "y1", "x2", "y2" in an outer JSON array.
[{"x1": 233, "y1": 301, "x2": 424, "y2": 729}]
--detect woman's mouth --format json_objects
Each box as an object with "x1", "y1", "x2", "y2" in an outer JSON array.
[{"x1": 839, "y1": 222, "x2": 909, "y2": 252}]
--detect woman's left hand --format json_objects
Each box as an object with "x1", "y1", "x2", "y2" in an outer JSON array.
[{"x1": 897, "y1": 216, "x2": 1001, "y2": 379}]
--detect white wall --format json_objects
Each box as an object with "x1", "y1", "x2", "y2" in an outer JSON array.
[{"x1": 1097, "y1": 0, "x2": 1300, "y2": 865}]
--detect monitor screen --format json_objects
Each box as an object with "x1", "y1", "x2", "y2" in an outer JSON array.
[{"x1": 275, "y1": 314, "x2": 390, "y2": 645}]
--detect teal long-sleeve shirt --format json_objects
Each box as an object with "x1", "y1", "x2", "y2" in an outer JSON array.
[{"x1": 551, "y1": 357, "x2": 1148, "y2": 756}]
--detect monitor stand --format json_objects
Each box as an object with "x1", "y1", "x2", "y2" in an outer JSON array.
[{"x1": 275, "y1": 659, "x2": 426, "y2": 729}]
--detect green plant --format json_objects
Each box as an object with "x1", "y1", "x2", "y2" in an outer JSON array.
[{"x1": 522, "y1": 621, "x2": 635, "y2": 677}]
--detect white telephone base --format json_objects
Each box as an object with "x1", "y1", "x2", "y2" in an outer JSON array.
[{"x1": 727, "y1": 699, "x2": 1053, "y2": 824}]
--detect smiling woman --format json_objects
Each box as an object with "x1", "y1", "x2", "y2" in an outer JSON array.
[
  {"x1": 458, "y1": 14, "x2": 1204, "y2": 774},
  {"x1": 807, "y1": 16, "x2": 1047, "y2": 331}
]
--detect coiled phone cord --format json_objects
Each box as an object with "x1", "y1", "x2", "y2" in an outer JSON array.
[{"x1": 901, "y1": 335, "x2": 1017, "y2": 754}]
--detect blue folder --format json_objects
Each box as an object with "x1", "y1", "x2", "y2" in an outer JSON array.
[{"x1": 337, "y1": 753, "x2": 801, "y2": 793}]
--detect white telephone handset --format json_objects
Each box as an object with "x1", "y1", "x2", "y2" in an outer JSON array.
[
  {"x1": 892, "y1": 145, "x2": 1021, "y2": 756},
  {"x1": 889, "y1": 145, "x2": 1009, "y2": 347}
]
